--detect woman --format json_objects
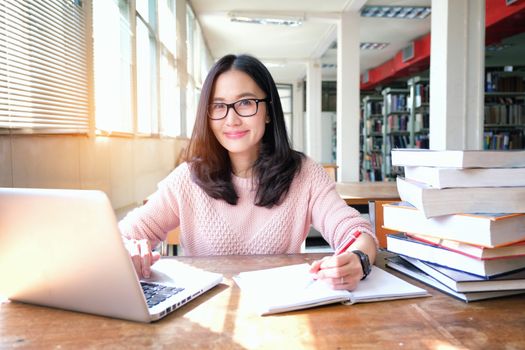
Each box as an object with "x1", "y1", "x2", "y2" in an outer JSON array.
[{"x1": 119, "y1": 54, "x2": 377, "y2": 290}]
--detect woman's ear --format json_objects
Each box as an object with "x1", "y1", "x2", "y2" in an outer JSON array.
[{"x1": 266, "y1": 116, "x2": 271, "y2": 124}]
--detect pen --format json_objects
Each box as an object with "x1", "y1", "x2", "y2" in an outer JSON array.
[
  {"x1": 305, "y1": 231, "x2": 362, "y2": 288},
  {"x1": 334, "y1": 230, "x2": 362, "y2": 256}
]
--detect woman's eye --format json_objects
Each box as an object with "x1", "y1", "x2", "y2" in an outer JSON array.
[
  {"x1": 238, "y1": 99, "x2": 254, "y2": 107},
  {"x1": 212, "y1": 103, "x2": 226, "y2": 110}
]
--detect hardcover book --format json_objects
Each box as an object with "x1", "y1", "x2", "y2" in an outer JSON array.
[
  {"x1": 404, "y1": 166, "x2": 525, "y2": 189},
  {"x1": 386, "y1": 233, "x2": 525, "y2": 278},
  {"x1": 234, "y1": 263, "x2": 428, "y2": 315},
  {"x1": 396, "y1": 177, "x2": 525, "y2": 218},
  {"x1": 406, "y1": 233, "x2": 525, "y2": 260},
  {"x1": 385, "y1": 256, "x2": 525, "y2": 302},
  {"x1": 391, "y1": 148, "x2": 525, "y2": 168},
  {"x1": 382, "y1": 202, "x2": 525, "y2": 248},
  {"x1": 400, "y1": 255, "x2": 525, "y2": 293}
]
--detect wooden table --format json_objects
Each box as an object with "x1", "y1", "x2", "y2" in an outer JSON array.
[
  {"x1": 336, "y1": 181, "x2": 400, "y2": 206},
  {"x1": 1, "y1": 253, "x2": 524, "y2": 349}
]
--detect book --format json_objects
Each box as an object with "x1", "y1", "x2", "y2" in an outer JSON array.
[
  {"x1": 233, "y1": 263, "x2": 429, "y2": 315},
  {"x1": 391, "y1": 148, "x2": 525, "y2": 168},
  {"x1": 385, "y1": 256, "x2": 525, "y2": 302},
  {"x1": 400, "y1": 255, "x2": 525, "y2": 293},
  {"x1": 404, "y1": 166, "x2": 525, "y2": 189},
  {"x1": 396, "y1": 177, "x2": 525, "y2": 218},
  {"x1": 386, "y1": 233, "x2": 525, "y2": 278},
  {"x1": 407, "y1": 233, "x2": 525, "y2": 260},
  {"x1": 382, "y1": 202, "x2": 525, "y2": 248}
]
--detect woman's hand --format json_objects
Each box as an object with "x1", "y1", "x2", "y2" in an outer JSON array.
[
  {"x1": 123, "y1": 238, "x2": 161, "y2": 278},
  {"x1": 309, "y1": 251, "x2": 364, "y2": 290}
]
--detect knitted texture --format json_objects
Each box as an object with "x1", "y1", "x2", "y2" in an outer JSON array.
[{"x1": 119, "y1": 157, "x2": 375, "y2": 256}]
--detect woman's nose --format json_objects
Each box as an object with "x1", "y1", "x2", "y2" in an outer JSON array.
[{"x1": 224, "y1": 106, "x2": 242, "y2": 125}]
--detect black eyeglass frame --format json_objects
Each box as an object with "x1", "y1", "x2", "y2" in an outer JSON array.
[{"x1": 207, "y1": 98, "x2": 271, "y2": 120}]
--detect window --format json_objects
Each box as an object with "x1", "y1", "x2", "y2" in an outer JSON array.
[
  {"x1": 158, "y1": 0, "x2": 178, "y2": 137},
  {"x1": 158, "y1": 0, "x2": 176, "y2": 55},
  {"x1": 160, "y1": 50, "x2": 179, "y2": 136},
  {"x1": 0, "y1": 0, "x2": 90, "y2": 134},
  {"x1": 92, "y1": 0, "x2": 179, "y2": 137},
  {"x1": 186, "y1": 5, "x2": 195, "y2": 78},
  {"x1": 135, "y1": 3, "x2": 158, "y2": 135},
  {"x1": 92, "y1": 0, "x2": 133, "y2": 133},
  {"x1": 186, "y1": 5, "x2": 210, "y2": 135}
]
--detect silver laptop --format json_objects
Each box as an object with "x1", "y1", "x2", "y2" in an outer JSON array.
[{"x1": 0, "y1": 187, "x2": 223, "y2": 322}]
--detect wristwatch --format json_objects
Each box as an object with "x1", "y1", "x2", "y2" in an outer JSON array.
[{"x1": 352, "y1": 250, "x2": 371, "y2": 280}]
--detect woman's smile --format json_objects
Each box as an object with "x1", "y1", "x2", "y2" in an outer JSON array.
[{"x1": 224, "y1": 130, "x2": 249, "y2": 139}]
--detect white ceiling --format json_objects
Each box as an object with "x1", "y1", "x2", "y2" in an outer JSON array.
[{"x1": 189, "y1": 0, "x2": 432, "y2": 83}]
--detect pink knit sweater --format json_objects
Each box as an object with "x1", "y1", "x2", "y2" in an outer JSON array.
[{"x1": 119, "y1": 157, "x2": 375, "y2": 255}]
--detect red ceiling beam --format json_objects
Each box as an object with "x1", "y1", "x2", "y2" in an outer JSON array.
[
  {"x1": 360, "y1": 0, "x2": 525, "y2": 90},
  {"x1": 361, "y1": 34, "x2": 430, "y2": 90},
  {"x1": 486, "y1": 0, "x2": 525, "y2": 44}
]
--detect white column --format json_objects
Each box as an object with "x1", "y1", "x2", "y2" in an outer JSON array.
[
  {"x1": 292, "y1": 80, "x2": 305, "y2": 152},
  {"x1": 306, "y1": 59, "x2": 323, "y2": 162},
  {"x1": 337, "y1": 11, "x2": 360, "y2": 181},
  {"x1": 430, "y1": 0, "x2": 485, "y2": 150}
]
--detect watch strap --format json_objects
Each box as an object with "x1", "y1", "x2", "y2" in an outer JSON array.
[{"x1": 352, "y1": 249, "x2": 371, "y2": 280}]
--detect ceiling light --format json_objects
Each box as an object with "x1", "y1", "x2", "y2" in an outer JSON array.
[
  {"x1": 360, "y1": 42, "x2": 389, "y2": 50},
  {"x1": 228, "y1": 12, "x2": 303, "y2": 27},
  {"x1": 361, "y1": 6, "x2": 431, "y2": 19}
]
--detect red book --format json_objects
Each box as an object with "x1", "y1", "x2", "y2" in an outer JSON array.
[{"x1": 407, "y1": 233, "x2": 525, "y2": 260}]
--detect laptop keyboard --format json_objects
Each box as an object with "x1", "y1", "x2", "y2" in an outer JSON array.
[{"x1": 141, "y1": 282, "x2": 185, "y2": 308}]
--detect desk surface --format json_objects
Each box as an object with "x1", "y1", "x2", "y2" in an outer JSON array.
[
  {"x1": 1, "y1": 253, "x2": 524, "y2": 349},
  {"x1": 336, "y1": 181, "x2": 400, "y2": 205}
]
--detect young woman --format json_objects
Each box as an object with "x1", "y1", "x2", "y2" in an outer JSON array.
[{"x1": 119, "y1": 54, "x2": 377, "y2": 290}]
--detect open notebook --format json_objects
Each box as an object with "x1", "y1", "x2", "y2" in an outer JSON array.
[{"x1": 234, "y1": 263, "x2": 429, "y2": 315}]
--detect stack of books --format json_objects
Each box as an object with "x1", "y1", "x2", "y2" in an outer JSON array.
[{"x1": 383, "y1": 148, "x2": 525, "y2": 302}]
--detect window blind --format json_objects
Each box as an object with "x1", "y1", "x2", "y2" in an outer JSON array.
[{"x1": 0, "y1": 0, "x2": 90, "y2": 134}]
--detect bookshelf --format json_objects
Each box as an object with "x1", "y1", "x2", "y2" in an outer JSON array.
[
  {"x1": 407, "y1": 76, "x2": 430, "y2": 149},
  {"x1": 381, "y1": 87, "x2": 409, "y2": 181},
  {"x1": 361, "y1": 95, "x2": 383, "y2": 181},
  {"x1": 484, "y1": 91, "x2": 525, "y2": 150},
  {"x1": 484, "y1": 70, "x2": 525, "y2": 150}
]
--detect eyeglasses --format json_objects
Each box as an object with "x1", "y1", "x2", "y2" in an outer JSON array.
[{"x1": 208, "y1": 98, "x2": 270, "y2": 120}]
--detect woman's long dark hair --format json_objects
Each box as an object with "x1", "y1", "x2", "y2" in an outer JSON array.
[{"x1": 185, "y1": 54, "x2": 304, "y2": 208}]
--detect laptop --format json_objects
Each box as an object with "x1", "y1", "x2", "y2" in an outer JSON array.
[{"x1": 0, "y1": 187, "x2": 223, "y2": 322}]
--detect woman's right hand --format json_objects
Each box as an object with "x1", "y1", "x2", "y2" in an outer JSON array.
[{"x1": 123, "y1": 238, "x2": 161, "y2": 278}]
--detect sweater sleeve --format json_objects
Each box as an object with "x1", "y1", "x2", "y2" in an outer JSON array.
[
  {"x1": 305, "y1": 159, "x2": 376, "y2": 250},
  {"x1": 118, "y1": 166, "x2": 183, "y2": 247}
]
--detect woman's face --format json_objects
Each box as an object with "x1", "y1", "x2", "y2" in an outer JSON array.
[{"x1": 209, "y1": 69, "x2": 269, "y2": 162}]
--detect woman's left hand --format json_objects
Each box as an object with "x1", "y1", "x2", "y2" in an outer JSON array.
[{"x1": 309, "y1": 251, "x2": 364, "y2": 290}]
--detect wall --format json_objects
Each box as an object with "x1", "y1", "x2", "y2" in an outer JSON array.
[{"x1": 0, "y1": 134, "x2": 187, "y2": 217}]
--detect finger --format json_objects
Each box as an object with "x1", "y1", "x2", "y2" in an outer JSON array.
[
  {"x1": 319, "y1": 252, "x2": 351, "y2": 269},
  {"x1": 309, "y1": 259, "x2": 322, "y2": 274},
  {"x1": 309, "y1": 256, "x2": 331, "y2": 274},
  {"x1": 330, "y1": 276, "x2": 360, "y2": 291},
  {"x1": 152, "y1": 251, "x2": 161, "y2": 263},
  {"x1": 317, "y1": 264, "x2": 351, "y2": 280},
  {"x1": 127, "y1": 240, "x2": 143, "y2": 278},
  {"x1": 139, "y1": 240, "x2": 152, "y2": 278}
]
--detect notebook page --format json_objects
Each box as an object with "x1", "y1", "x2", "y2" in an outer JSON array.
[
  {"x1": 349, "y1": 266, "x2": 429, "y2": 303},
  {"x1": 234, "y1": 263, "x2": 350, "y2": 315}
]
